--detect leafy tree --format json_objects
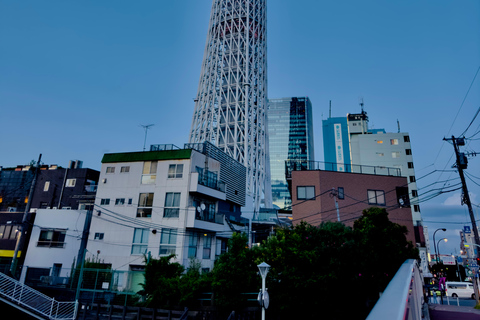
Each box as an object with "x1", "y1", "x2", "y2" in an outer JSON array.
[
  {"x1": 353, "y1": 207, "x2": 419, "y2": 308},
  {"x1": 257, "y1": 221, "x2": 357, "y2": 319},
  {"x1": 210, "y1": 232, "x2": 259, "y2": 312},
  {"x1": 141, "y1": 254, "x2": 184, "y2": 308}
]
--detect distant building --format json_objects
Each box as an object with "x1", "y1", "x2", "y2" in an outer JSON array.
[
  {"x1": 88, "y1": 143, "x2": 247, "y2": 285},
  {"x1": 288, "y1": 162, "x2": 417, "y2": 245},
  {"x1": 267, "y1": 97, "x2": 314, "y2": 209},
  {"x1": 322, "y1": 110, "x2": 423, "y2": 245}
]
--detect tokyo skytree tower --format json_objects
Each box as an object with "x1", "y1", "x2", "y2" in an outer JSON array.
[{"x1": 189, "y1": 0, "x2": 271, "y2": 212}]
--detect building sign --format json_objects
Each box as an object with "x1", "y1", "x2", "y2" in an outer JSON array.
[
  {"x1": 464, "y1": 226, "x2": 471, "y2": 234},
  {"x1": 334, "y1": 124, "x2": 344, "y2": 171},
  {"x1": 440, "y1": 255, "x2": 455, "y2": 265}
]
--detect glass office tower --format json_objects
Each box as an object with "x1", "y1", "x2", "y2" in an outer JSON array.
[{"x1": 267, "y1": 97, "x2": 314, "y2": 209}]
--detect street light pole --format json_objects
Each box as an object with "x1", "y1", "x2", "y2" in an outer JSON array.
[
  {"x1": 433, "y1": 228, "x2": 446, "y2": 264},
  {"x1": 257, "y1": 262, "x2": 270, "y2": 320}
]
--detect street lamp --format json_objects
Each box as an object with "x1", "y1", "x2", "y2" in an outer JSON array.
[
  {"x1": 437, "y1": 238, "x2": 448, "y2": 261},
  {"x1": 433, "y1": 228, "x2": 447, "y2": 264},
  {"x1": 257, "y1": 262, "x2": 270, "y2": 320}
]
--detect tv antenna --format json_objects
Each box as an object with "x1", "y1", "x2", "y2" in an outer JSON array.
[{"x1": 140, "y1": 124, "x2": 155, "y2": 151}]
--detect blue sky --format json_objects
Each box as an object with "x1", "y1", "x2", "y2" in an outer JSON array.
[{"x1": 1, "y1": 0, "x2": 479, "y2": 255}]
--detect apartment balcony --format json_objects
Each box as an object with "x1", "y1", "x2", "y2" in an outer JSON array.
[{"x1": 189, "y1": 172, "x2": 226, "y2": 201}]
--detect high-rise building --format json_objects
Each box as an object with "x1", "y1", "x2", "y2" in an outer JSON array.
[
  {"x1": 322, "y1": 110, "x2": 424, "y2": 245},
  {"x1": 268, "y1": 97, "x2": 315, "y2": 209},
  {"x1": 189, "y1": 0, "x2": 270, "y2": 213}
]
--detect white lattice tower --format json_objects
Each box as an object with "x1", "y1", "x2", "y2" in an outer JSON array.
[{"x1": 190, "y1": 0, "x2": 270, "y2": 211}]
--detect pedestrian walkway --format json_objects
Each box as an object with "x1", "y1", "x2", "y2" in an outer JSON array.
[{"x1": 429, "y1": 304, "x2": 480, "y2": 320}]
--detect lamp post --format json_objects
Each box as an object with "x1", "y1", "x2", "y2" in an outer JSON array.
[
  {"x1": 433, "y1": 228, "x2": 447, "y2": 264},
  {"x1": 437, "y1": 238, "x2": 448, "y2": 261},
  {"x1": 257, "y1": 262, "x2": 270, "y2": 320}
]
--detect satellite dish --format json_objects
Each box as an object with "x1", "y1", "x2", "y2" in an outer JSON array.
[
  {"x1": 200, "y1": 203, "x2": 206, "y2": 211},
  {"x1": 197, "y1": 206, "x2": 202, "y2": 213}
]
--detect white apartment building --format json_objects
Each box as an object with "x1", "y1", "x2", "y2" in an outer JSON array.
[{"x1": 88, "y1": 143, "x2": 247, "y2": 281}]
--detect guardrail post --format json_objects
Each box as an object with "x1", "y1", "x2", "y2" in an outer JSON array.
[{"x1": 50, "y1": 298, "x2": 55, "y2": 319}]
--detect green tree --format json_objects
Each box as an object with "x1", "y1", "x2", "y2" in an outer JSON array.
[
  {"x1": 141, "y1": 254, "x2": 184, "y2": 308},
  {"x1": 353, "y1": 207, "x2": 419, "y2": 306},
  {"x1": 211, "y1": 232, "x2": 259, "y2": 312}
]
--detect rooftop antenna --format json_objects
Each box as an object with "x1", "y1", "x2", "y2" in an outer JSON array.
[
  {"x1": 329, "y1": 100, "x2": 332, "y2": 118},
  {"x1": 359, "y1": 97, "x2": 364, "y2": 113},
  {"x1": 140, "y1": 124, "x2": 155, "y2": 151},
  {"x1": 397, "y1": 119, "x2": 401, "y2": 133}
]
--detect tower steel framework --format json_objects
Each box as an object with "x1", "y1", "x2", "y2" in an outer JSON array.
[{"x1": 189, "y1": 0, "x2": 271, "y2": 211}]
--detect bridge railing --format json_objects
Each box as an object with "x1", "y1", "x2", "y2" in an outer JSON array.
[
  {"x1": 366, "y1": 259, "x2": 426, "y2": 320},
  {"x1": 0, "y1": 272, "x2": 77, "y2": 320}
]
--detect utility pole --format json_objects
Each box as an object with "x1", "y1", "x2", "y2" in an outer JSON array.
[
  {"x1": 10, "y1": 154, "x2": 42, "y2": 278},
  {"x1": 444, "y1": 136, "x2": 480, "y2": 302}
]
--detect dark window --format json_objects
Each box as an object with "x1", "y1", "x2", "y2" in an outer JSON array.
[
  {"x1": 408, "y1": 162, "x2": 414, "y2": 169},
  {"x1": 338, "y1": 187, "x2": 344, "y2": 200},
  {"x1": 164, "y1": 192, "x2": 181, "y2": 218},
  {"x1": 412, "y1": 190, "x2": 418, "y2": 197},
  {"x1": 396, "y1": 187, "x2": 410, "y2": 207},
  {"x1": 94, "y1": 233, "x2": 104, "y2": 240},
  {"x1": 414, "y1": 205, "x2": 420, "y2": 212},
  {"x1": 409, "y1": 176, "x2": 416, "y2": 183},
  {"x1": 100, "y1": 198, "x2": 110, "y2": 205},
  {"x1": 38, "y1": 229, "x2": 66, "y2": 248},
  {"x1": 404, "y1": 135, "x2": 410, "y2": 142},
  {"x1": 406, "y1": 149, "x2": 412, "y2": 155}
]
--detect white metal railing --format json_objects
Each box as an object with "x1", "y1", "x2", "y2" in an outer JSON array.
[
  {"x1": 0, "y1": 272, "x2": 77, "y2": 320},
  {"x1": 366, "y1": 259, "x2": 425, "y2": 320}
]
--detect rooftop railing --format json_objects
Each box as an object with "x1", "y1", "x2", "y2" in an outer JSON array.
[{"x1": 285, "y1": 160, "x2": 401, "y2": 179}]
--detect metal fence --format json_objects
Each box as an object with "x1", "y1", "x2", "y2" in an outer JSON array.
[{"x1": 0, "y1": 271, "x2": 77, "y2": 320}]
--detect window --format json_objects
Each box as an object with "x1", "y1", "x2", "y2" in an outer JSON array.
[
  {"x1": 106, "y1": 167, "x2": 115, "y2": 174},
  {"x1": 297, "y1": 186, "x2": 315, "y2": 200},
  {"x1": 115, "y1": 198, "x2": 125, "y2": 205},
  {"x1": 337, "y1": 187, "x2": 344, "y2": 200},
  {"x1": 137, "y1": 193, "x2": 154, "y2": 217},
  {"x1": 164, "y1": 192, "x2": 181, "y2": 218},
  {"x1": 44, "y1": 181, "x2": 50, "y2": 192},
  {"x1": 392, "y1": 151, "x2": 401, "y2": 158},
  {"x1": 390, "y1": 139, "x2": 399, "y2": 145},
  {"x1": 188, "y1": 233, "x2": 198, "y2": 258},
  {"x1": 409, "y1": 176, "x2": 416, "y2": 183},
  {"x1": 194, "y1": 198, "x2": 216, "y2": 222},
  {"x1": 367, "y1": 190, "x2": 385, "y2": 205},
  {"x1": 141, "y1": 161, "x2": 157, "y2": 184},
  {"x1": 203, "y1": 234, "x2": 212, "y2": 259},
  {"x1": 66, "y1": 179, "x2": 76, "y2": 187},
  {"x1": 168, "y1": 164, "x2": 184, "y2": 179},
  {"x1": 100, "y1": 198, "x2": 110, "y2": 205},
  {"x1": 377, "y1": 140, "x2": 383, "y2": 144},
  {"x1": 128, "y1": 198, "x2": 133, "y2": 205},
  {"x1": 412, "y1": 190, "x2": 418, "y2": 197},
  {"x1": 404, "y1": 135, "x2": 410, "y2": 142},
  {"x1": 38, "y1": 229, "x2": 66, "y2": 248},
  {"x1": 0, "y1": 225, "x2": 20, "y2": 240},
  {"x1": 131, "y1": 228, "x2": 149, "y2": 255},
  {"x1": 406, "y1": 149, "x2": 412, "y2": 155},
  {"x1": 120, "y1": 166, "x2": 130, "y2": 173},
  {"x1": 377, "y1": 153, "x2": 384, "y2": 157},
  {"x1": 94, "y1": 233, "x2": 104, "y2": 240},
  {"x1": 408, "y1": 162, "x2": 414, "y2": 169},
  {"x1": 159, "y1": 228, "x2": 177, "y2": 255},
  {"x1": 414, "y1": 205, "x2": 420, "y2": 212}
]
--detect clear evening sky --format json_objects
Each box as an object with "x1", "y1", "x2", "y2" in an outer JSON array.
[{"x1": 1, "y1": 0, "x2": 479, "y2": 255}]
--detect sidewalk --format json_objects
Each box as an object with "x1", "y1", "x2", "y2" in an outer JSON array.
[{"x1": 429, "y1": 304, "x2": 480, "y2": 320}]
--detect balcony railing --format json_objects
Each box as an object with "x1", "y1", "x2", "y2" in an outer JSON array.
[
  {"x1": 285, "y1": 160, "x2": 401, "y2": 179},
  {"x1": 198, "y1": 171, "x2": 226, "y2": 192}
]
